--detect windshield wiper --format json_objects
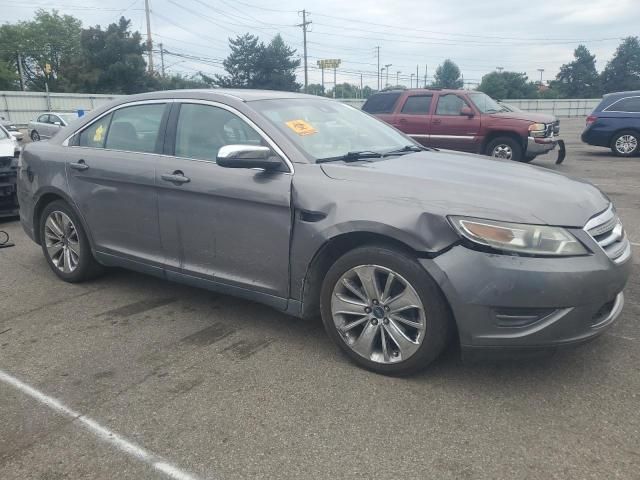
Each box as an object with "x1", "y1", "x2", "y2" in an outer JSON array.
[
  {"x1": 383, "y1": 144, "x2": 427, "y2": 156},
  {"x1": 316, "y1": 150, "x2": 383, "y2": 164}
]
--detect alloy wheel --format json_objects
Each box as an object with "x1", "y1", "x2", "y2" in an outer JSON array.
[
  {"x1": 615, "y1": 135, "x2": 638, "y2": 155},
  {"x1": 44, "y1": 211, "x2": 81, "y2": 273},
  {"x1": 331, "y1": 265, "x2": 426, "y2": 364},
  {"x1": 492, "y1": 144, "x2": 513, "y2": 159}
]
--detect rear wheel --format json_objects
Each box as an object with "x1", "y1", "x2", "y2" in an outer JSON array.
[
  {"x1": 486, "y1": 136, "x2": 523, "y2": 162},
  {"x1": 39, "y1": 200, "x2": 103, "y2": 282},
  {"x1": 610, "y1": 130, "x2": 639, "y2": 157},
  {"x1": 31, "y1": 130, "x2": 40, "y2": 141},
  {"x1": 320, "y1": 245, "x2": 452, "y2": 375}
]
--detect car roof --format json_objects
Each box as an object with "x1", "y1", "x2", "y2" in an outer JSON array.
[
  {"x1": 603, "y1": 90, "x2": 640, "y2": 98},
  {"x1": 121, "y1": 89, "x2": 324, "y2": 103},
  {"x1": 373, "y1": 88, "x2": 471, "y2": 95}
]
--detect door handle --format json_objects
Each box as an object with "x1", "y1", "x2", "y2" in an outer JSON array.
[
  {"x1": 432, "y1": 119, "x2": 442, "y2": 125},
  {"x1": 161, "y1": 170, "x2": 190, "y2": 184},
  {"x1": 69, "y1": 159, "x2": 89, "y2": 171}
]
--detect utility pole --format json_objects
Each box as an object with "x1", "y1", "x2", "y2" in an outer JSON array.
[
  {"x1": 16, "y1": 53, "x2": 25, "y2": 91},
  {"x1": 144, "y1": 0, "x2": 154, "y2": 74},
  {"x1": 396, "y1": 71, "x2": 400, "y2": 87},
  {"x1": 375, "y1": 46, "x2": 381, "y2": 91},
  {"x1": 416, "y1": 65, "x2": 419, "y2": 88},
  {"x1": 321, "y1": 66, "x2": 324, "y2": 95},
  {"x1": 159, "y1": 43, "x2": 165, "y2": 77},
  {"x1": 333, "y1": 66, "x2": 337, "y2": 98},
  {"x1": 298, "y1": 10, "x2": 312, "y2": 93},
  {"x1": 424, "y1": 64, "x2": 427, "y2": 87},
  {"x1": 360, "y1": 73, "x2": 363, "y2": 99},
  {"x1": 410, "y1": 73, "x2": 415, "y2": 88},
  {"x1": 384, "y1": 63, "x2": 391, "y2": 88}
]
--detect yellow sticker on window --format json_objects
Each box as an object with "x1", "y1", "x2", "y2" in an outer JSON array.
[
  {"x1": 285, "y1": 119, "x2": 317, "y2": 136},
  {"x1": 93, "y1": 124, "x2": 105, "y2": 142}
]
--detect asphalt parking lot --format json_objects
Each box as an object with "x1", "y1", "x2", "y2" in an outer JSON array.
[{"x1": 1, "y1": 117, "x2": 638, "y2": 480}]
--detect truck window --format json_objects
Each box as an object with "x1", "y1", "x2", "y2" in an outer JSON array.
[
  {"x1": 401, "y1": 95, "x2": 433, "y2": 115},
  {"x1": 362, "y1": 92, "x2": 402, "y2": 114},
  {"x1": 435, "y1": 94, "x2": 468, "y2": 116}
]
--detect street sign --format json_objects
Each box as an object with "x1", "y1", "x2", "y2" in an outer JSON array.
[{"x1": 317, "y1": 59, "x2": 341, "y2": 69}]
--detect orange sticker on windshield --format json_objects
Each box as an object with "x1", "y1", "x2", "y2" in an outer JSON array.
[{"x1": 285, "y1": 119, "x2": 317, "y2": 136}]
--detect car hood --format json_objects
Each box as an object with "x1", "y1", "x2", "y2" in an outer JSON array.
[
  {"x1": 320, "y1": 150, "x2": 608, "y2": 227},
  {"x1": 489, "y1": 111, "x2": 556, "y2": 123}
]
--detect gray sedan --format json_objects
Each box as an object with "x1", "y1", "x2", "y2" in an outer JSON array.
[
  {"x1": 17, "y1": 90, "x2": 632, "y2": 375},
  {"x1": 28, "y1": 112, "x2": 78, "y2": 141}
]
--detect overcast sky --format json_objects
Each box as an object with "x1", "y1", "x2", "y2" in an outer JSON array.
[{"x1": 4, "y1": 0, "x2": 640, "y2": 90}]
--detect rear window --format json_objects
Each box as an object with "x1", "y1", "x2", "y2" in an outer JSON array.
[
  {"x1": 605, "y1": 96, "x2": 640, "y2": 113},
  {"x1": 362, "y1": 92, "x2": 402, "y2": 114}
]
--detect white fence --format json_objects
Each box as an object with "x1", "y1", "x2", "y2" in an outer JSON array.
[
  {"x1": 0, "y1": 91, "x2": 121, "y2": 126},
  {"x1": 1, "y1": 91, "x2": 599, "y2": 125}
]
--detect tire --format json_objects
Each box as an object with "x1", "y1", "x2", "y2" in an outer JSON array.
[
  {"x1": 486, "y1": 136, "x2": 523, "y2": 162},
  {"x1": 610, "y1": 130, "x2": 639, "y2": 157},
  {"x1": 31, "y1": 130, "x2": 40, "y2": 141},
  {"x1": 320, "y1": 245, "x2": 453, "y2": 375},
  {"x1": 39, "y1": 200, "x2": 103, "y2": 282}
]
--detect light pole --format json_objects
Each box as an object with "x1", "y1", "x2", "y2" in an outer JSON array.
[
  {"x1": 537, "y1": 68, "x2": 545, "y2": 85},
  {"x1": 384, "y1": 64, "x2": 392, "y2": 87},
  {"x1": 410, "y1": 73, "x2": 415, "y2": 88},
  {"x1": 380, "y1": 67, "x2": 386, "y2": 89},
  {"x1": 396, "y1": 71, "x2": 401, "y2": 87}
]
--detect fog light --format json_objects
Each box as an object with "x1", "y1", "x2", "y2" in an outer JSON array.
[{"x1": 494, "y1": 308, "x2": 557, "y2": 328}]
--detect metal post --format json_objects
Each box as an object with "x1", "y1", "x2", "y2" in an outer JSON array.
[
  {"x1": 321, "y1": 67, "x2": 324, "y2": 95},
  {"x1": 376, "y1": 46, "x2": 380, "y2": 91},
  {"x1": 159, "y1": 42, "x2": 165, "y2": 77},
  {"x1": 360, "y1": 74, "x2": 363, "y2": 99},
  {"x1": 45, "y1": 80, "x2": 51, "y2": 111},
  {"x1": 416, "y1": 65, "x2": 419, "y2": 88},
  {"x1": 16, "y1": 53, "x2": 25, "y2": 91},
  {"x1": 333, "y1": 67, "x2": 337, "y2": 99},
  {"x1": 298, "y1": 10, "x2": 311, "y2": 93},
  {"x1": 144, "y1": 0, "x2": 154, "y2": 73}
]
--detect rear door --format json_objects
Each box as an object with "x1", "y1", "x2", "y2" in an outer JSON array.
[
  {"x1": 155, "y1": 101, "x2": 293, "y2": 300},
  {"x1": 429, "y1": 93, "x2": 481, "y2": 152},
  {"x1": 37, "y1": 115, "x2": 54, "y2": 138},
  {"x1": 65, "y1": 101, "x2": 169, "y2": 266},
  {"x1": 392, "y1": 94, "x2": 433, "y2": 146}
]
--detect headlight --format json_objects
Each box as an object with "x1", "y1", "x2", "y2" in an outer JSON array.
[
  {"x1": 449, "y1": 216, "x2": 588, "y2": 256},
  {"x1": 528, "y1": 122, "x2": 547, "y2": 138}
]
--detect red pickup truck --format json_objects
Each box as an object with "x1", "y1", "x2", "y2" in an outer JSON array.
[{"x1": 362, "y1": 89, "x2": 562, "y2": 163}]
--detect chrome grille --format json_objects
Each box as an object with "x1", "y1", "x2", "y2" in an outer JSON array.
[
  {"x1": 553, "y1": 120, "x2": 560, "y2": 135},
  {"x1": 584, "y1": 205, "x2": 631, "y2": 264}
]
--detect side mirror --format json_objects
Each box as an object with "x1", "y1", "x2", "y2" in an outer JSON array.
[
  {"x1": 460, "y1": 106, "x2": 474, "y2": 117},
  {"x1": 216, "y1": 145, "x2": 283, "y2": 170}
]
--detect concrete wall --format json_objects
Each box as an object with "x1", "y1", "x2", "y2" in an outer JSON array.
[{"x1": 1, "y1": 91, "x2": 599, "y2": 125}]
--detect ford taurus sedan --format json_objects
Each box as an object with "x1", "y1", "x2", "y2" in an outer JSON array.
[{"x1": 17, "y1": 90, "x2": 632, "y2": 375}]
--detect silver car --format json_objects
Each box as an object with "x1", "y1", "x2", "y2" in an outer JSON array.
[
  {"x1": 17, "y1": 90, "x2": 632, "y2": 375},
  {"x1": 28, "y1": 112, "x2": 78, "y2": 141}
]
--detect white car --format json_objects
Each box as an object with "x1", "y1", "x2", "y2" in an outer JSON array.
[
  {"x1": 0, "y1": 124, "x2": 19, "y2": 217},
  {"x1": 0, "y1": 117, "x2": 24, "y2": 141}
]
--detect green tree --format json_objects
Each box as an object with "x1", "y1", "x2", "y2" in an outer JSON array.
[
  {"x1": 553, "y1": 45, "x2": 600, "y2": 98},
  {"x1": 432, "y1": 59, "x2": 463, "y2": 89},
  {"x1": 214, "y1": 33, "x2": 264, "y2": 88},
  {"x1": 215, "y1": 33, "x2": 300, "y2": 91},
  {"x1": 0, "y1": 60, "x2": 18, "y2": 89},
  {"x1": 601, "y1": 37, "x2": 640, "y2": 93},
  {"x1": 156, "y1": 73, "x2": 209, "y2": 90},
  {"x1": 61, "y1": 17, "x2": 152, "y2": 94},
  {"x1": 256, "y1": 34, "x2": 300, "y2": 91},
  {"x1": 0, "y1": 9, "x2": 82, "y2": 91},
  {"x1": 477, "y1": 71, "x2": 538, "y2": 99},
  {"x1": 307, "y1": 83, "x2": 325, "y2": 96}
]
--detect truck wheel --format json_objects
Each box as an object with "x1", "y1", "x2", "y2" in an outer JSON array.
[
  {"x1": 610, "y1": 130, "x2": 639, "y2": 157},
  {"x1": 486, "y1": 137, "x2": 523, "y2": 162},
  {"x1": 320, "y1": 245, "x2": 453, "y2": 375}
]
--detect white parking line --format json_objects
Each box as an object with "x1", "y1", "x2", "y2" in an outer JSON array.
[
  {"x1": 0, "y1": 370, "x2": 204, "y2": 480},
  {"x1": 631, "y1": 242, "x2": 640, "y2": 247}
]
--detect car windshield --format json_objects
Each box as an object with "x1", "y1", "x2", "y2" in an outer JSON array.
[
  {"x1": 251, "y1": 98, "x2": 415, "y2": 161},
  {"x1": 468, "y1": 92, "x2": 503, "y2": 113}
]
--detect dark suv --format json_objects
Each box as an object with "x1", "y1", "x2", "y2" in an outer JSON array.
[
  {"x1": 582, "y1": 90, "x2": 640, "y2": 156},
  {"x1": 363, "y1": 89, "x2": 561, "y2": 162}
]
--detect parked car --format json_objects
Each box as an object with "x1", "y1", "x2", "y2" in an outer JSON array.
[
  {"x1": 582, "y1": 90, "x2": 640, "y2": 157},
  {"x1": 0, "y1": 116, "x2": 24, "y2": 141},
  {"x1": 28, "y1": 112, "x2": 78, "y2": 141},
  {"x1": 0, "y1": 124, "x2": 20, "y2": 217},
  {"x1": 363, "y1": 89, "x2": 561, "y2": 162},
  {"x1": 18, "y1": 90, "x2": 631, "y2": 375}
]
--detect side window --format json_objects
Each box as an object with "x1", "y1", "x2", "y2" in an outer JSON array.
[
  {"x1": 175, "y1": 104, "x2": 264, "y2": 162},
  {"x1": 608, "y1": 97, "x2": 640, "y2": 113},
  {"x1": 435, "y1": 94, "x2": 468, "y2": 116},
  {"x1": 401, "y1": 95, "x2": 433, "y2": 114},
  {"x1": 78, "y1": 113, "x2": 113, "y2": 148},
  {"x1": 50, "y1": 115, "x2": 61, "y2": 125},
  {"x1": 362, "y1": 93, "x2": 402, "y2": 114},
  {"x1": 37, "y1": 114, "x2": 49, "y2": 123},
  {"x1": 104, "y1": 104, "x2": 166, "y2": 153}
]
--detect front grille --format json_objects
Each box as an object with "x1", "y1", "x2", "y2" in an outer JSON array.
[
  {"x1": 544, "y1": 123, "x2": 554, "y2": 137},
  {"x1": 584, "y1": 205, "x2": 631, "y2": 264}
]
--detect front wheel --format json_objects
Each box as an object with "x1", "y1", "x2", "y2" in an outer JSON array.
[
  {"x1": 320, "y1": 245, "x2": 453, "y2": 375},
  {"x1": 31, "y1": 130, "x2": 40, "y2": 141},
  {"x1": 610, "y1": 130, "x2": 639, "y2": 157},
  {"x1": 486, "y1": 136, "x2": 523, "y2": 162}
]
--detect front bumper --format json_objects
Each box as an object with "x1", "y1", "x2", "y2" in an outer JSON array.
[
  {"x1": 420, "y1": 244, "x2": 632, "y2": 349},
  {"x1": 526, "y1": 135, "x2": 559, "y2": 158}
]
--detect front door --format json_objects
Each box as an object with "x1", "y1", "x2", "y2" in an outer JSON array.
[
  {"x1": 155, "y1": 102, "x2": 293, "y2": 299},
  {"x1": 65, "y1": 102, "x2": 169, "y2": 266},
  {"x1": 429, "y1": 93, "x2": 481, "y2": 152}
]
